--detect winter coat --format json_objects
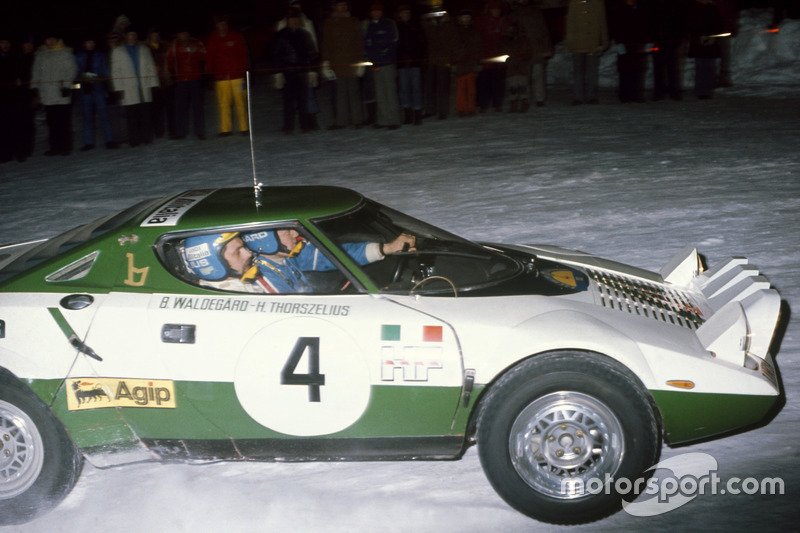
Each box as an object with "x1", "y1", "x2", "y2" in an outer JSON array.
[
  {"x1": 74, "y1": 49, "x2": 111, "y2": 95},
  {"x1": 566, "y1": 0, "x2": 609, "y2": 54},
  {"x1": 687, "y1": 1, "x2": 724, "y2": 58},
  {"x1": 610, "y1": 2, "x2": 651, "y2": 54},
  {"x1": 166, "y1": 37, "x2": 207, "y2": 82},
  {"x1": 396, "y1": 19, "x2": 427, "y2": 69},
  {"x1": 504, "y1": 31, "x2": 533, "y2": 77},
  {"x1": 476, "y1": 13, "x2": 510, "y2": 59},
  {"x1": 0, "y1": 50, "x2": 21, "y2": 110},
  {"x1": 509, "y1": 3, "x2": 552, "y2": 63},
  {"x1": 147, "y1": 39, "x2": 172, "y2": 88},
  {"x1": 643, "y1": 0, "x2": 689, "y2": 43},
  {"x1": 421, "y1": 15, "x2": 457, "y2": 67},
  {"x1": 363, "y1": 17, "x2": 399, "y2": 66},
  {"x1": 206, "y1": 28, "x2": 248, "y2": 80},
  {"x1": 31, "y1": 41, "x2": 77, "y2": 106},
  {"x1": 322, "y1": 14, "x2": 365, "y2": 78},
  {"x1": 452, "y1": 22, "x2": 481, "y2": 76},
  {"x1": 271, "y1": 27, "x2": 317, "y2": 73},
  {"x1": 110, "y1": 44, "x2": 160, "y2": 105}
]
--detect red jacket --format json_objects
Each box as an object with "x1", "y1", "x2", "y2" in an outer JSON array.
[
  {"x1": 166, "y1": 37, "x2": 206, "y2": 82},
  {"x1": 206, "y1": 29, "x2": 248, "y2": 80}
]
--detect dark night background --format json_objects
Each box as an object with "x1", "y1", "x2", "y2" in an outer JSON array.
[{"x1": 0, "y1": 0, "x2": 791, "y2": 48}]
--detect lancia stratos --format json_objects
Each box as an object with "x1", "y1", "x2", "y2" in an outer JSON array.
[{"x1": 0, "y1": 187, "x2": 783, "y2": 524}]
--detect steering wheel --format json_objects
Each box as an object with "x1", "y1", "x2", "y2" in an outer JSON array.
[{"x1": 391, "y1": 243, "x2": 412, "y2": 284}]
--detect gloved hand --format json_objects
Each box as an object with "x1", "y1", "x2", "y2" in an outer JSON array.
[
  {"x1": 321, "y1": 61, "x2": 336, "y2": 81},
  {"x1": 274, "y1": 73, "x2": 285, "y2": 90},
  {"x1": 308, "y1": 71, "x2": 319, "y2": 88}
]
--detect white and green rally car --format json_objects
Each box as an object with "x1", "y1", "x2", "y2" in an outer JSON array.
[{"x1": 0, "y1": 187, "x2": 783, "y2": 524}]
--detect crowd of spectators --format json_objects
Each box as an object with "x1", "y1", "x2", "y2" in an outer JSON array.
[{"x1": 0, "y1": 0, "x2": 775, "y2": 164}]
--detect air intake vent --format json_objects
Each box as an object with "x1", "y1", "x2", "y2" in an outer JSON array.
[{"x1": 588, "y1": 269, "x2": 705, "y2": 330}]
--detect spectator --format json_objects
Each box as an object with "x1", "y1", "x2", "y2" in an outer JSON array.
[
  {"x1": 610, "y1": 0, "x2": 650, "y2": 104},
  {"x1": 206, "y1": 14, "x2": 249, "y2": 137},
  {"x1": 396, "y1": 4, "x2": 427, "y2": 125},
  {"x1": 31, "y1": 29, "x2": 77, "y2": 156},
  {"x1": 504, "y1": 21, "x2": 533, "y2": 113},
  {"x1": 421, "y1": 8, "x2": 456, "y2": 120},
  {"x1": 74, "y1": 37, "x2": 117, "y2": 150},
  {"x1": 0, "y1": 37, "x2": 24, "y2": 162},
  {"x1": 110, "y1": 15, "x2": 131, "y2": 47},
  {"x1": 271, "y1": 7, "x2": 318, "y2": 134},
  {"x1": 509, "y1": 0, "x2": 552, "y2": 108},
  {"x1": 167, "y1": 28, "x2": 207, "y2": 140},
  {"x1": 687, "y1": 0, "x2": 724, "y2": 99},
  {"x1": 476, "y1": 0, "x2": 509, "y2": 112},
  {"x1": 145, "y1": 28, "x2": 173, "y2": 139},
  {"x1": 110, "y1": 27, "x2": 160, "y2": 146},
  {"x1": 321, "y1": 0, "x2": 366, "y2": 129},
  {"x1": 714, "y1": 0, "x2": 738, "y2": 87},
  {"x1": 566, "y1": 0, "x2": 609, "y2": 105},
  {"x1": 453, "y1": 9, "x2": 480, "y2": 117},
  {"x1": 363, "y1": 3, "x2": 401, "y2": 129},
  {"x1": 17, "y1": 36, "x2": 36, "y2": 160},
  {"x1": 277, "y1": 0, "x2": 321, "y2": 130},
  {"x1": 645, "y1": 0, "x2": 688, "y2": 101}
]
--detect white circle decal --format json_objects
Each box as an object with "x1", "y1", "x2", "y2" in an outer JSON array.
[{"x1": 234, "y1": 317, "x2": 371, "y2": 436}]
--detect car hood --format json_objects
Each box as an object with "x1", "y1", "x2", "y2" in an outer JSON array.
[{"x1": 493, "y1": 243, "x2": 705, "y2": 331}]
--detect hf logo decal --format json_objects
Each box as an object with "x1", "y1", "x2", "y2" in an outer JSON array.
[{"x1": 66, "y1": 378, "x2": 176, "y2": 411}]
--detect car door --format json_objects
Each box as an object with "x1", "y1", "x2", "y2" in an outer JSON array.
[{"x1": 79, "y1": 258, "x2": 465, "y2": 459}]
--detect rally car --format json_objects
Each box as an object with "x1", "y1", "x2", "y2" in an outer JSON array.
[{"x1": 0, "y1": 187, "x2": 783, "y2": 525}]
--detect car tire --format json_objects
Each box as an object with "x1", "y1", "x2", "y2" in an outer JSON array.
[
  {"x1": 476, "y1": 351, "x2": 660, "y2": 525},
  {"x1": 0, "y1": 376, "x2": 83, "y2": 525}
]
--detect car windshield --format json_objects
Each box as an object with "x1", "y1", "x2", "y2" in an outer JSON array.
[{"x1": 313, "y1": 200, "x2": 522, "y2": 295}]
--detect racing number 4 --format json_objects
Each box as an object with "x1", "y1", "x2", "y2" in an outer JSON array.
[{"x1": 281, "y1": 337, "x2": 326, "y2": 402}]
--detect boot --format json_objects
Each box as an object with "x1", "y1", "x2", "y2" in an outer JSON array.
[
  {"x1": 413, "y1": 110, "x2": 422, "y2": 126},
  {"x1": 520, "y1": 99, "x2": 530, "y2": 113},
  {"x1": 509, "y1": 100, "x2": 519, "y2": 113},
  {"x1": 404, "y1": 108, "x2": 413, "y2": 125}
]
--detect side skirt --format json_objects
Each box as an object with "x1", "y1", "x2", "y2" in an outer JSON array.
[{"x1": 141, "y1": 436, "x2": 468, "y2": 462}]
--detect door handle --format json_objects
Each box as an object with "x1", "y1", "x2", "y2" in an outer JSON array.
[{"x1": 161, "y1": 324, "x2": 196, "y2": 344}]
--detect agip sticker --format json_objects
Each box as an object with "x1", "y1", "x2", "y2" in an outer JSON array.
[{"x1": 66, "y1": 378, "x2": 176, "y2": 411}]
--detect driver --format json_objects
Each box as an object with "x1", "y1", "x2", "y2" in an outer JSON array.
[
  {"x1": 183, "y1": 233, "x2": 266, "y2": 292},
  {"x1": 241, "y1": 229, "x2": 415, "y2": 293},
  {"x1": 183, "y1": 230, "x2": 414, "y2": 293}
]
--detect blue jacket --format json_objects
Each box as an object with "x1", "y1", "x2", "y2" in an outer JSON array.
[
  {"x1": 253, "y1": 242, "x2": 371, "y2": 293},
  {"x1": 363, "y1": 17, "x2": 398, "y2": 66},
  {"x1": 74, "y1": 49, "x2": 110, "y2": 95}
]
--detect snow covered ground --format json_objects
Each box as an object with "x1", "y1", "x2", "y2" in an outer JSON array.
[{"x1": 1, "y1": 9, "x2": 798, "y2": 532}]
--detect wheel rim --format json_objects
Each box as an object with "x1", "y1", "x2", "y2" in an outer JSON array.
[
  {"x1": 509, "y1": 391, "x2": 624, "y2": 500},
  {"x1": 0, "y1": 400, "x2": 44, "y2": 499}
]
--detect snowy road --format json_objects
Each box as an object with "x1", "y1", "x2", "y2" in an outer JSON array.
[{"x1": 1, "y1": 10, "x2": 798, "y2": 531}]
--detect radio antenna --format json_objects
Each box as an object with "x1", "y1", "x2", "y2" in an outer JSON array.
[{"x1": 246, "y1": 71, "x2": 262, "y2": 207}]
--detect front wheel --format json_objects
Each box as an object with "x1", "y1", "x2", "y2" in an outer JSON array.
[
  {"x1": 477, "y1": 351, "x2": 660, "y2": 525},
  {"x1": 0, "y1": 376, "x2": 83, "y2": 525}
]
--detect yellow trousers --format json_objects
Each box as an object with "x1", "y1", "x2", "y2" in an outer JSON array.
[{"x1": 215, "y1": 79, "x2": 248, "y2": 133}]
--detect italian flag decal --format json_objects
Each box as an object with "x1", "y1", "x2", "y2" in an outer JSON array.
[{"x1": 380, "y1": 324, "x2": 444, "y2": 382}]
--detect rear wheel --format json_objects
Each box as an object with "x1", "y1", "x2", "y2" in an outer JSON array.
[
  {"x1": 477, "y1": 351, "x2": 659, "y2": 525},
  {"x1": 0, "y1": 378, "x2": 83, "y2": 525}
]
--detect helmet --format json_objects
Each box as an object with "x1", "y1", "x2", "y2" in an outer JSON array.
[
  {"x1": 183, "y1": 232, "x2": 239, "y2": 280},
  {"x1": 242, "y1": 230, "x2": 280, "y2": 255}
]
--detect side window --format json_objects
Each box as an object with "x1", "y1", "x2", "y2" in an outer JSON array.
[{"x1": 157, "y1": 227, "x2": 358, "y2": 295}]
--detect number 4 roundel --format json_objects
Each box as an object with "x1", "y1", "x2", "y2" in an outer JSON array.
[{"x1": 234, "y1": 317, "x2": 371, "y2": 436}]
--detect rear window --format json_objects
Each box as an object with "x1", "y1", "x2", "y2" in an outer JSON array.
[{"x1": 0, "y1": 197, "x2": 162, "y2": 283}]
